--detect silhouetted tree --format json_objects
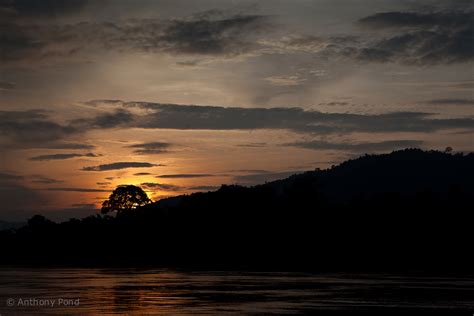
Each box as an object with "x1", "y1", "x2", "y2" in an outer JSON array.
[{"x1": 101, "y1": 185, "x2": 151, "y2": 215}]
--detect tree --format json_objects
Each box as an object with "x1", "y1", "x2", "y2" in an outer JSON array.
[{"x1": 101, "y1": 185, "x2": 151, "y2": 215}]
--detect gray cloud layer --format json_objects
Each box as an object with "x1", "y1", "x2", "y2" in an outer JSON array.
[
  {"x1": 1, "y1": 101, "x2": 473, "y2": 151},
  {"x1": 87, "y1": 100, "x2": 474, "y2": 134},
  {"x1": 353, "y1": 10, "x2": 474, "y2": 65},
  {"x1": 1, "y1": 10, "x2": 269, "y2": 65},
  {"x1": 3, "y1": 3, "x2": 471, "y2": 67}
]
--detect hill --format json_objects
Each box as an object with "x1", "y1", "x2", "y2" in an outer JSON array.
[{"x1": 1, "y1": 149, "x2": 473, "y2": 270}]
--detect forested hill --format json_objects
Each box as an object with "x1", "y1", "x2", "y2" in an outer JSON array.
[{"x1": 2, "y1": 149, "x2": 473, "y2": 270}]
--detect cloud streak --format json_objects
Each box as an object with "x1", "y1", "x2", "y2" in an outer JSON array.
[
  {"x1": 29, "y1": 153, "x2": 98, "y2": 161},
  {"x1": 127, "y1": 142, "x2": 172, "y2": 155},
  {"x1": 82, "y1": 162, "x2": 159, "y2": 171},
  {"x1": 85, "y1": 100, "x2": 474, "y2": 135},
  {"x1": 140, "y1": 182, "x2": 182, "y2": 191}
]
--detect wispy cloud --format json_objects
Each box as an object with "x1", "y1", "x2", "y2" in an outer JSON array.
[
  {"x1": 29, "y1": 153, "x2": 99, "y2": 161},
  {"x1": 141, "y1": 182, "x2": 182, "y2": 191},
  {"x1": 127, "y1": 142, "x2": 172, "y2": 155},
  {"x1": 82, "y1": 162, "x2": 159, "y2": 171}
]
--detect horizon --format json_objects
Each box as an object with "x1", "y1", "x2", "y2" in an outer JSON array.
[{"x1": 1, "y1": 0, "x2": 473, "y2": 221}]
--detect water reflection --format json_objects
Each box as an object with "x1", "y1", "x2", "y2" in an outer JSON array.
[{"x1": 0, "y1": 268, "x2": 473, "y2": 314}]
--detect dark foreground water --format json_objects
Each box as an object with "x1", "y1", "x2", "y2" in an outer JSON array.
[{"x1": 0, "y1": 268, "x2": 473, "y2": 315}]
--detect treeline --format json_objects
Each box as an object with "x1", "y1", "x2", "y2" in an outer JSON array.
[{"x1": 1, "y1": 149, "x2": 473, "y2": 271}]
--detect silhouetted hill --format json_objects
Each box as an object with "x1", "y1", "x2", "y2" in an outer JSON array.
[{"x1": 1, "y1": 149, "x2": 473, "y2": 271}]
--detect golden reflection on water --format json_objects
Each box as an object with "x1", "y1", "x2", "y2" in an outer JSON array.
[{"x1": 1, "y1": 268, "x2": 474, "y2": 314}]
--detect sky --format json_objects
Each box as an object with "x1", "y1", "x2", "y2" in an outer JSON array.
[{"x1": 1, "y1": 0, "x2": 473, "y2": 221}]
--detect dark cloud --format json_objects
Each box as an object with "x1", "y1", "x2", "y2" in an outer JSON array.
[
  {"x1": 44, "y1": 187, "x2": 109, "y2": 192},
  {"x1": 96, "y1": 182, "x2": 111, "y2": 186},
  {"x1": 133, "y1": 172, "x2": 153, "y2": 176},
  {"x1": 1, "y1": 11, "x2": 269, "y2": 65},
  {"x1": 1, "y1": 0, "x2": 88, "y2": 17},
  {"x1": 159, "y1": 14, "x2": 267, "y2": 56},
  {"x1": 426, "y1": 98, "x2": 474, "y2": 105},
  {"x1": 0, "y1": 172, "x2": 23, "y2": 181},
  {"x1": 358, "y1": 11, "x2": 472, "y2": 29},
  {"x1": 82, "y1": 162, "x2": 158, "y2": 171},
  {"x1": 29, "y1": 152, "x2": 98, "y2": 161},
  {"x1": 140, "y1": 182, "x2": 182, "y2": 191},
  {"x1": 72, "y1": 109, "x2": 135, "y2": 129},
  {"x1": 286, "y1": 139, "x2": 424, "y2": 153},
  {"x1": 86, "y1": 100, "x2": 474, "y2": 135},
  {"x1": 127, "y1": 142, "x2": 172, "y2": 155},
  {"x1": 0, "y1": 110, "x2": 76, "y2": 143},
  {"x1": 31, "y1": 175, "x2": 62, "y2": 184},
  {"x1": 2, "y1": 102, "x2": 473, "y2": 149},
  {"x1": 353, "y1": 10, "x2": 474, "y2": 65},
  {"x1": 156, "y1": 173, "x2": 214, "y2": 179}
]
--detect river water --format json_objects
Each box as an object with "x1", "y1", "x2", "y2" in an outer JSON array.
[{"x1": 0, "y1": 268, "x2": 473, "y2": 314}]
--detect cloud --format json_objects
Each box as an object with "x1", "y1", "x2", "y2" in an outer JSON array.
[
  {"x1": 0, "y1": 110, "x2": 76, "y2": 143},
  {"x1": 127, "y1": 142, "x2": 172, "y2": 155},
  {"x1": 29, "y1": 152, "x2": 98, "y2": 161},
  {"x1": 352, "y1": 10, "x2": 474, "y2": 65},
  {"x1": 96, "y1": 182, "x2": 111, "y2": 186},
  {"x1": 358, "y1": 11, "x2": 471, "y2": 29},
  {"x1": 286, "y1": 139, "x2": 424, "y2": 153},
  {"x1": 0, "y1": 172, "x2": 23, "y2": 181},
  {"x1": 31, "y1": 176, "x2": 62, "y2": 184},
  {"x1": 44, "y1": 187, "x2": 109, "y2": 192},
  {"x1": 1, "y1": 10, "x2": 270, "y2": 65},
  {"x1": 82, "y1": 162, "x2": 159, "y2": 171},
  {"x1": 1, "y1": 0, "x2": 89, "y2": 17},
  {"x1": 140, "y1": 182, "x2": 182, "y2": 191},
  {"x1": 426, "y1": 98, "x2": 474, "y2": 105},
  {"x1": 158, "y1": 14, "x2": 268, "y2": 56},
  {"x1": 133, "y1": 172, "x2": 153, "y2": 176},
  {"x1": 156, "y1": 173, "x2": 214, "y2": 179},
  {"x1": 71, "y1": 109, "x2": 135, "y2": 129},
  {"x1": 86, "y1": 100, "x2": 474, "y2": 135}
]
